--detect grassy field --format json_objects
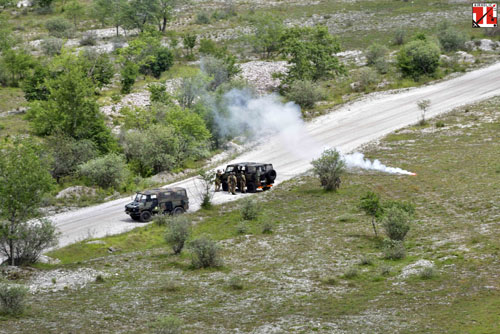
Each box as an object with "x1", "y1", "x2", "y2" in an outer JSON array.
[{"x1": 1, "y1": 96, "x2": 498, "y2": 333}]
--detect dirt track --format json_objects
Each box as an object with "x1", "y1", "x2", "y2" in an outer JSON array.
[{"x1": 52, "y1": 63, "x2": 500, "y2": 248}]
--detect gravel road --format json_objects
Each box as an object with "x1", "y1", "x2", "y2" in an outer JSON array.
[{"x1": 52, "y1": 63, "x2": 500, "y2": 248}]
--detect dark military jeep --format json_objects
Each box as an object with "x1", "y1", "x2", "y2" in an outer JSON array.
[
  {"x1": 221, "y1": 162, "x2": 277, "y2": 193},
  {"x1": 125, "y1": 187, "x2": 189, "y2": 222}
]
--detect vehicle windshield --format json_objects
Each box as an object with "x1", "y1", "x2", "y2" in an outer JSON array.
[
  {"x1": 134, "y1": 194, "x2": 149, "y2": 203},
  {"x1": 226, "y1": 166, "x2": 234, "y2": 172}
]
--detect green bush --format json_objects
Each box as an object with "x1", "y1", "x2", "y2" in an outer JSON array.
[
  {"x1": 359, "y1": 256, "x2": 373, "y2": 266},
  {"x1": 380, "y1": 265, "x2": 392, "y2": 276},
  {"x1": 383, "y1": 239, "x2": 406, "y2": 260},
  {"x1": 382, "y1": 206, "x2": 411, "y2": 241},
  {"x1": 437, "y1": 23, "x2": 466, "y2": 52},
  {"x1": 41, "y1": 37, "x2": 63, "y2": 56},
  {"x1": 189, "y1": 237, "x2": 222, "y2": 269},
  {"x1": 285, "y1": 79, "x2": 325, "y2": 109},
  {"x1": 343, "y1": 267, "x2": 358, "y2": 279},
  {"x1": 120, "y1": 61, "x2": 138, "y2": 94},
  {"x1": 394, "y1": 28, "x2": 406, "y2": 45},
  {"x1": 153, "y1": 315, "x2": 182, "y2": 334},
  {"x1": 397, "y1": 39, "x2": 440, "y2": 79},
  {"x1": 149, "y1": 84, "x2": 171, "y2": 104},
  {"x1": 45, "y1": 17, "x2": 73, "y2": 38},
  {"x1": 261, "y1": 221, "x2": 273, "y2": 234},
  {"x1": 164, "y1": 216, "x2": 191, "y2": 255},
  {"x1": 79, "y1": 153, "x2": 129, "y2": 189},
  {"x1": 79, "y1": 32, "x2": 97, "y2": 46},
  {"x1": 228, "y1": 276, "x2": 244, "y2": 290},
  {"x1": 241, "y1": 199, "x2": 259, "y2": 221},
  {"x1": 311, "y1": 148, "x2": 345, "y2": 191},
  {"x1": 435, "y1": 120, "x2": 445, "y2": 128},
  {"x1": 195, "y1": 11, "x2": 211, "y2": 24},
  {"x1": 420, "y1": 266, "x2": 436, "y2": 280},
  {"x1": 0, "y1": 283, "x2": 28, "y2": 315},
  {"x1": 365, "y1": 43, "x2": 389, "y2": 73},
  {"x1": 352, "y1": 67, "x2": 380, "y2": 92}
]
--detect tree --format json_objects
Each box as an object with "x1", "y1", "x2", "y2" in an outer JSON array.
[
  {"x1": 0, "y1": 140, "x2": 57, "y2": 266},
  {"x1": 397, "y1": 39, "x2": 440, "y2": 79},
  {"x1": 183, "y1": 33, "x2": 196, "y2": 58},
  {"x1": 197, "y1": 170, "x2": 214, "y2": 209},
  {"x1": 78, "y1": 153, "x2": 129, "y2": 189},
  {"x1": 201, "y1": 55, "x2": 240, "y2": 91},
  {"x1": 311, "y1": 148, "x2": 345, "y2": 191},
  {"x1": 80, "y1": 49, "x2": 115, "y2": 89},
  {"x1": 251, "y1": 14, "x2": 284, "y2": 58},
  {"x1": 122, "y1": 0, "x2": 159, "y2": 32},
  {"x1": 91, "y1": 0, "x2": 128, "y2": 36},
  {"x1": 121, "y1": 61, "x2": 139, "y2": 94},
  {"x1": 0, "y1": 49, "x2": 35, "y2": 87},
  {"x1": 21, "y1": 63, "x2": 50, "y2": 101},
  {"x1": 365, "y1": 43, "x2": 389, "y2": 74},
  {"x1": 417, "y1": 99, "x2": 431, "y2": 125},
  {"x1": 359, "y1": 191, "x2": 384, "y2": 237},
  {"x1": 26, "y1": 53, "x2": 116, "y2": 153},
  {"x1": 155, "y1": 0, "x2": 175, "y2": 32},
  {"x1": 280, "y1": 25, "x2": 343, "y2": 86},
  {"x1": 382, "y1": 206, "x2": 412, "y2": 241},
  {"x1": 64, "y1": 1, "x2": 85, "y2": 27}
]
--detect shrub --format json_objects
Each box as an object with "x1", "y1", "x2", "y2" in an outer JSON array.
[
  {"x1": 236, "y1": 222, "x2": 248, "y2": 234},
  {"x1": 164, "y1": 216, "x2": 191, "y2": 255},
  {"x1": 149, "y1": 84, "x2": 171, "y2": 104},
  {"x1": 0, "y1": 283, "x2": 28, "y2": 315},
  {"x1": 95, "y1": 274, "x2": 105, "y2": 283},
  {"x1": 394, "y1": 28, "x2": 406, "y2": 45},
  {"x1": 153, "y1": 316, "x2": 182, "y2": 334},
  {"x1": 365, "y1": 43, "x2": 388, "y2": 73},
  {"x1": 189, "y1": 237, "x2": 222, "y2": 269},
  {"x1": 0, "y1": 219, "x2": 59, "y2": 266},
  {"x1": 311, "y1": 148, "x2": 345, "y2": 191},
  {"x1": 241, "y1": 199, "x2": 259, "y2": 221},
  {"x1": 154, "y1": 214, "x2": 169, "y2": 226},
  {"x1": 78, "y1": 153, "x2": 129, "y2": 189},
  {"x1": 383, "y1": 239, "x2": 406, "y2": 260},
  {"x1": 380, "y1": 265, "x2": 392, "y2": 276},
  {"x1": 352, "y1": 67, "x2": 380, "y2": 92},
  {"x1": 41, "y1": 37, "x2": 63, "y2": 56},
  {"x1": 121, "y1": 61, "x2": 138, "y2": 94},
  {"x1": 228, "y1": 276, "x2": 244, "y2": 290},
  {"x1": 321, "y1": 276, "x2": 338, "y2": 285},
  {"x1": 397, "y1": 39, "x2": 440, "y2": 79},
  {"x1": 382, "y1": 206, "x2": 411, "y2": 241},
  {"x1": 45, "y1": 17, "x2": 73, "y2": 38},
  {"x1": 285, "y1": 80, "x2": 326, "y2": 109},
  {"x1": 261, "y1": 221, "x2": 273, "y2": 234},
  {"x1": 435, "y1": 120, "x2": 445, "y2": 128},
  {"x1": 195, "y1": 11, "x2": 211, "y2": 24},
  {"x1": 420, "y1": 266, "x2": 436, "y2": 280},
  {"x1": 359, "y1": 256, "x2": 373, "y2": 266},
  {"x1": 343, "y1": 267, "x2": 358, "y2": 279},
  {"x1": 79, "y1": 32, "x2": 97, "y2": 46},
  {"x1": 438, "y1": 25, "x2": 466, "y2": 52},
  {"x1": 199, "y1": 38, "x2": 219, "y2": 55}
]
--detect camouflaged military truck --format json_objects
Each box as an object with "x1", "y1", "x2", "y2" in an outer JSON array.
[
  {"x1": 125, "y1": 187, "x2": 189, "y2": 222},
  {"x1": 221, "y1": 162, "x2": 276, "y2": 193}
]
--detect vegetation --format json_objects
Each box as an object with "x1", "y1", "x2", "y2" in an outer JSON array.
[
  {"x1": 78, "y1": 153, "x2": 129, "y2": 189},
  {"x1": 382, "y1": 206, "x2": 412, "y2": 241},
  {"x1": 397, "y1": 39, "x2": 441, "y2": 79},
  {"x1": 311, "y1": 148, "x2": 345, "y2": 191},
  {"x1": 164, "y1": 216, "x2": 191, "y2": 255},
  {"x1": 0, "y1": 283, "x2": 28, "y2": 316},
  {"x1": 240, "y1": 198, "x2": 259, "y2": 221},
  {"x1": 189, "y1": 237, "x2": 222, "y2": 269},
  {"x1": 285, "y1": 79, "x2": 325, "y2": 109}
]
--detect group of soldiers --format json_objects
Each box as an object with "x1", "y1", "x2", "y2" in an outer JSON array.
[{"x1": 214, "y1": 169, "x2": 246, "y2": 195}]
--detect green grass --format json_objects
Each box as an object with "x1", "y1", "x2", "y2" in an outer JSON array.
[{"x1": 0, "y1": 87, "x2": 26, "y2": 113}]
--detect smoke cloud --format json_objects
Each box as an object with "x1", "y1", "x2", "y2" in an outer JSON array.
[{"x1": 215, "y1": 89, "x2": 415, "y2": 176}]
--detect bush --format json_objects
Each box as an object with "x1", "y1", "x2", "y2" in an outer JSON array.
[
  {"x1": 153, "y1": 316, "x2": 182, "y2": 334},
  {"x1": 228, "y1": 276, "x2": 244, "y2": 290},
  {"x1": 321, "y1": 276, "x2": 338, "y2": 285},
  {"x1": 41, "y1": 37, "x2": 63, "y2": 56},
  {"x1": 435, "y1": 120, "x2": 445, "y2": 128},
  {"x1": 78, "y1": 153, "x2": 129, "y2": 189},
  {"x1": 382, "y1": 206, "x2": 411, "y2": 241},
  {"x1": 120, "y1": 61, "x2": 138, "y2": 94},
  {"x1": 438, "y1": 24, "x2": 466, "y2": 52},
  {"x1": 236, "y1": 222, "x2": 248, "y2": 234},
  {"x1": 195, "y1": 11, "x2": 211, "y2": 24},
  {"x1": 365, "y1": 43, "x2": 388, "y2": 73},
  {"x1": 241, "y1": 199, "x2": 259, "y2": 221},
  {"x1": 164, "y1": 216, "x2": 191, "y2": 255},
  {"x1": 0, "y1": 219, "x2": 59, "y2": 266},
  {"x1": 285, "y1": 80, "x2": 325, "y2": 109},
  {"x1": 352, "y1": 67, "x2": 379, "y2": 92},
  {"x1": 343, "y1": 267, "x2": 358, "y2": 279},
  {"x1": 383, "y1": 239, "x2": 406, "y2": 260},
  {"x1": 189, "y1": 237, "x2": 222, "y2": 269},
  {"x1": 0, "y1": 283, "x2": 28, "y2": 315},
  {"x1": 311, "y1": 148, "x2": 345, "y2": 191},
  {"x1": 359, "y1": 256, "x2": 373, "y2": 266},
  {"x1": 149, "y1": 84, "x2": 171, "y2": 104},
  {"x1": 420, "y1": 266, "x2": 436, "y2": 280},
  {"x1": 394, "y1": 28, "x2": 406, "y2": 45},
  {"x1": 397, "y1": 39, "x2": 440, "y2": 79},
  {"x1": 79, "y1": 32, "x2": 97, "y2": 46},
  {"x1": 45, "y1": 17, "x2": 73, "y2": 38},
  {"x1": 261, "y1": 221, "x2": 273, "y2": 234},
  {"x1": 380, "y1": 265, "x2": 392, "y2": 276}
]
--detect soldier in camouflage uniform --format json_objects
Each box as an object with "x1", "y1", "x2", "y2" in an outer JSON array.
[
  {"x1": 228, "y1": 172, "x2": 237, "y2": 195},
  {"x1": 239, "y1": 171, "x2": 246, "y2": 193},
  {"x1": 214, "y1": 169, "x2": 222, "y2": 192}
]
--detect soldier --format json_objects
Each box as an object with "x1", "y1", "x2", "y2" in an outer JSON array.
[
  {"x1": 229, "y1": 172, "x2": 237, "y2": 195},
  {"x1": 214, "y1": 169, "x2": 222, "y2": 192},
  {"x1": 239, "y1": 171, "x2": 246, "y2": 193},
  {"x1": 334, "y1": 177, "x2": 341, "y2": 190}
]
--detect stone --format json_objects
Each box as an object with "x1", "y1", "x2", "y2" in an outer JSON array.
[{"x1": 56, "y1": 186, "x2": 97, "y2": 199}]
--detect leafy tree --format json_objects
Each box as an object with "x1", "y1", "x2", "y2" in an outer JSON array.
[
  {"x1": 120, "y1": 61, "x2": 139, "y2": 94},
  {"x1": 121, "y1": 0, "x2": 159, "y2": 32},
  {"x1": 176, "y1": 74, "x2": 209, "y2": 108},
  {"x1": 64, "y1": 1, "x2": 85, "y2": 27},
  {"x1": 311, "y1": 148, "x2": 345, "y2": 191},
  {"x1": 252, "y1": 14, "x2": 284, "y2": 58},
  {"x1": 417, "y1": 99, "x2": 431, "y2": 125},
  {"x1": 0, "y1": 49, "x2": 35, "y2": 87},
  {"x1": 148, "y1": 83, "x2": 171, "y2": 104},
  {"x1": 155, "y1": 0, "x2": 175, "y2": 32},
  {"x1": 280, "y1": 25, "x2": 343, "y2": 86},
  {"x1": 79, "y1": 153, "x2": 129, "y2": 189},
  {"x1": 201, "y1": 55, "x2": 240, "y2": 91},
  {"x1": 0, "y1": 139, "x2": 57, "y2": 266},
  {"x1": 149, "y1": 47, "x2": 173, "y2": 78},
  {"x1": 80, "y1": 49, "x2": 115, "y2": 89},
  {"x1": 0, "y1": 18, "x2": 16, "y2": 52},
  {"x1": 92, "y1": 0, "x2": 128, "y2": 35},
  {"x1": 285, "y1": 79, "x2": 325, "y2": 109},
  {"x1": 45, "y1": 17, "x2": 74, "y2": 39},
  {"x1": 183, "y1": 33, "x2": 196, "y2": 58},
  {"x1": 21, "y1": 63, "x2": 50, "y2": 101},
  {"x1": 365, "y1": 43, "x2": 389, "y2": 74},
  {"x1": 397, "y1": 39, "x2": 440, "y2": 79},
  {"x1": 26, "y1": 53, "x2": 116, "y2": 153},
  {"x1": 359, "y1": 191, "x2": 384, "y2": 237},
  {"x1": 382, "y1": 206, "x2": 412, "y2": 241},
  {"x1": 46, "y1": 134, "x2": 97, "y2": 182}
]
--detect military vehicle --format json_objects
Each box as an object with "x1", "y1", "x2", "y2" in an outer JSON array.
[
  {"x1": 221, "y1": 162, "x2": 276, "y2": 193},
  {"x1": 125, "y1": 187, "x2": 189, "y2": 222}
]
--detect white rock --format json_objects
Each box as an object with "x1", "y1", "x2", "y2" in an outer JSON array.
[
  {"x1": 455, "y1": 51, "x2": 475, "y2": 64},
  {"x1": 37, "y1": 255, "x2": 61, "y2": 265},
  {"x1": 56, "y1": 186, "x2": 97, "y2": 199},
  {"x1": 399, "y1": 259, "x2": 434, "y2": 279}
]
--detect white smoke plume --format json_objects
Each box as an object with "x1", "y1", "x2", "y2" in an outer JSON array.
[
  {"x1": 342, "y1": 152, "x2": 415, "y2": 175},
  {"x1": 215, "y1": 89, "x2": 415, "y2": 176}
]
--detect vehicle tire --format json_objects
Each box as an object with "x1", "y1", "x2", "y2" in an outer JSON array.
[
  {"x1": 247, "y1": 182, "x2": 256, "y2": 193},
  {"x1": 222, "y1": 182, "x2": 228, "y2": 191},
  {"x1": 139, "y1": 211, "x2": 152, "y2": 222},
  {"x1": 266, "y1": 169, "x2": 277, "y2": 182},
  {"x1": 131, "y1": 215, "x2": 140, "y2": 221},
  {"x1": 173, "y1": 207, "x2": 185, "y2": 215}
]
